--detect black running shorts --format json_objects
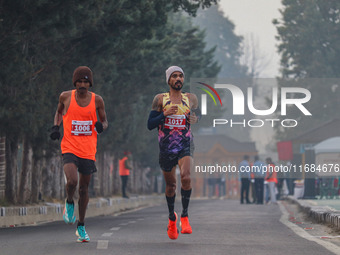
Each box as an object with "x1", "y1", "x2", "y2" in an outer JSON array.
[
  {"x1": 159, "y1": 145, "x2": 194, "y2": 172},
  {"x1": 62, "y1": 153, "x2": 97, "y2": 175}
]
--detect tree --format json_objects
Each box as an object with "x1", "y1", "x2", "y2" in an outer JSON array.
[
  {"x1": 274, "y1": 0, "x2": 340, "y2": 78},
  {"x1": 192, "y1": 4, "x2": 255, "y2": 141},
  {"x1": 0, "y1": 0, "x2": 219, "y2": 203},
  {"x1": 192, "y1": 4, "x2": 247, "y2": 78},
  {"x1": 274, "y1": 0, "x2": 340, "y2": 140},
  {"x1": 240, "y1": 33, "x2": 272, "y2": 79},
  {"x1": 99, "y1": 11, "x2": 221, "y2": 168}
]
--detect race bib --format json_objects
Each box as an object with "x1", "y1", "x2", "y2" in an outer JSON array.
[
  {"x1": 164, "y1": 115, "x2": 186, "y2": 130},
  {"x1": 71, "y1": 120, "x2": 93, "y2": 136}
]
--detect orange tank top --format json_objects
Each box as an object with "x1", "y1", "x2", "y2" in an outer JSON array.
[
  {"x1": 119, "y1": 157, "x2": 130, "y2": 176},
  {"x1": 266, "y1": 164, "x2": 278, "y2": 183},
  {"x1": 61, "y1": 90, "x2": 98, "y2": 160}
]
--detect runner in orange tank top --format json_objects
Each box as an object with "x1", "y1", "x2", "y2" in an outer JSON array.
[{"x1": 50, "y1": 66, "x2": 108, "y2": 242}]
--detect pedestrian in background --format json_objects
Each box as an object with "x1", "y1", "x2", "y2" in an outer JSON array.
[
  {"x1": 253, "y1": 156, "x2": 265, "y2": 204},
  {"x1": 119, "y1": 151, "x2": 132, "y2": 199},
  {"x1": 265, "y1": 157, "x2": 277, "y2": 204},
  {"x1": 239, "y1": 155, "x2": 251, "y2": 204}
]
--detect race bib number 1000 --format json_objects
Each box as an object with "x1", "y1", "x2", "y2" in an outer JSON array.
[
  {"x1": 71, "y1": 120, "x2": 93, "y2": 136},
  {"x1": 164, "y1": 115, "x2": 186, "y2": 130}
]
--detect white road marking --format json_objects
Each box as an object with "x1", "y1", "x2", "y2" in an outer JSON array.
[
  {"x1": 311, "y1": 236, "x2": 340, "y2": 239},
  {"x1": 128, "y1": 221, "x2": 136, "y2": 223},
  {"x1": 102, "y1": 232, "x2": 113, "y2": 237},
  {"x1": 279, "y1": 202, "x2": 340, "y2": 255},
  {"x1": 119, "y1": 222, "x2": 129, "y2": 226},
  {"x1": 97, "y1": 240, "x2": 109, "y2": 249},
  {"x1": 110, "y1": 227, "x2": 121, "y2": 231}
]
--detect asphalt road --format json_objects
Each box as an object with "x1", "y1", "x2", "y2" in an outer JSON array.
[{"x1": 0, "y1": 199, "x2": 339, "y2": 255}]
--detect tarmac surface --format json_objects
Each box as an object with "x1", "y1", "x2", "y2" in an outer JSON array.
[{"x1": 1, "y1": 198, "x2": 340, "y2": 255}]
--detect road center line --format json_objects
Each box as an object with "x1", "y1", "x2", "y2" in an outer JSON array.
[
  {"x1": 110, "y1": 227, "x2": 121, "y2": 231},
  {"x1": 102, "y1": 232, "x2": 113, "y2": 237},
  {"x1": 97, "y1": 240, "x2": 109, "y2": 250}
]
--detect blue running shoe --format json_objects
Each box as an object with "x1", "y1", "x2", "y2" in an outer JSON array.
[
  {"x1": 63, "y1": 200, "x2": 76, "y2": 224},
  {"x1": 76, "y1": 225, "x2": 90, "y2": 242}
]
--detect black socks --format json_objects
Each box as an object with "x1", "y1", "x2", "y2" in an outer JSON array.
[
  {"x1": 166, "y1": 188, "x2": 192, "y2": 220},
  {"x1": 181, "y1": 188, "x2": 192, "y2": 217},
  {"x1": 166, "y1": 194, "x2": 176, "y2": 221}
]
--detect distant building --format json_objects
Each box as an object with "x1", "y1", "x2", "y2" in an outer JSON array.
[
  {"x1": 289, "y1": 118, "x2": 340, "y2": 173},
  {"x1": 278, "y1": 118, "x2": 340, "y2": 197},
  {"x1": 192, "y1": 134, "x2": 257, "y2": 198}
]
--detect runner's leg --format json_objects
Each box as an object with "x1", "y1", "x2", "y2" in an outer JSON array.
[
  {"x1": 163, "y1": 167, "x2": 177, "y2": 220},
  {"x1": 178, "y1": 156, "x2": 192, "y2": 217},
  {"x1": 64, "y1": 163, "x2": 78, "y2": 203},
  {"x1": 78, "y1": 173, "x2": 91, "y2": 223}
]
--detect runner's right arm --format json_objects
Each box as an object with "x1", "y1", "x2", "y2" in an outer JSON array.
[
  {"x1": 147, "y1": 94, "x2": 165, "y2": 130},
  {"x1": 53, "y1": 92, "x2": 66, "y2": 126},
  {"x1": 147, "y1": 94, "x2": 179, "y2": 130},
  {"x1": 50, "y1": 92, "x2": 66, "y2": 140}
]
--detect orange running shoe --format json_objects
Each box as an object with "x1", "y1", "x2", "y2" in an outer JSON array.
[
  {"x1": 167, "y1": 212, "x2": 179, "y2": 240},
  {"x1": 180, "y1": 216, "x2": 192, "y2": 234}
]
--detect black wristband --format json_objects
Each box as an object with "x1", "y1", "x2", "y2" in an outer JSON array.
[
  {"x1": 50, "y1": 125, "x2": 60, "y2": 140},
  {"x1": 95, "y1": 121, "x2": 103, "y2": 133},
  {"x1": 192, "y1": 107, "x2": 202, "y2": 121}
]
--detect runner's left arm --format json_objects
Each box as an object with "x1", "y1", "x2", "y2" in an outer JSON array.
[
  {"x1": 96, "y1": 95, "x2": 108, "y2": 131},
  {"x1": 188, "y1": 93, "x2": 201, "y2": 124}
]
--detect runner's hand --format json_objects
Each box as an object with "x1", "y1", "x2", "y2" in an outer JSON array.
[
  {"x1": 50, "y1": 125, "x2": 60, "y2": 140},
  {"x1": 188, "y1": 113, "x2": 198, "y2": 124},
  {"x1": 164, "y1": 105, "x2": 178, "y2": 116},
  {"x1": 95, "y1": 121, "x2": 103, "y2": 133}
]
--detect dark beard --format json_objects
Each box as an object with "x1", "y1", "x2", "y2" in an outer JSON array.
[{"x1": 171, "y1": 81, "x2": 183, "y2": 91}]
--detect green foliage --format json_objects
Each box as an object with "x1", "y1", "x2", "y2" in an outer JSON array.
[
  {"x1": 97, "y1": 12, "x2": 221, "y2": 167},
  {"x1": 170, "y1": 0, "x2": 218, "y2": 16},
  {"x1": 275, "y1": 0, "x2": 340, "y2": 78},
  {"x1": 274, "y1": 0, "x2": 340, "y2": 140},
  {"x1": 191, "y1": 4, "x2": 251, "y2": 141},
  {"x1": 0, "y1": 0, "x2": 220, "y2": 167},
  {"x1": 192, "y1": 4, "x2": 248, "y2": 78}
]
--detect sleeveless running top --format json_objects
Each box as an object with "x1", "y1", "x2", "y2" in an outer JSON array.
[
  {"x1": 61, "y1": 90, "x2": 98, "y2": 160},
  {"x1": 158, "y1": 92, "x2": 192, "y2": 154}
]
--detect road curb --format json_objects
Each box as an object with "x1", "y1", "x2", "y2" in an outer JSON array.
[
  {"x1": 0, "y1": 195, "x2": 164, "y2": 228},
  {"x1": 286, "y1": 196, "x2": 340, "y2": 230}
]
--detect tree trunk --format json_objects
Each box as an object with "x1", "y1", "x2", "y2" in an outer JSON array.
[
  {"x1": 30, "y1": 158, "x2": 40, "y2": 203},
  {"x1": 102, "y1": 152, "x2": 113, "y2": 197},
  {"x1": 0, "y1": 137, "x2": 6, "y2": 199},
  {"x1": 113, "y1": 153, "x2": 119, "y2": 194},
  {"x1": 98, "y1": 152, "x2": 104, "y2": 196},
  {"x1": 5, "y1": 137, "x2": 18, "y2": 204},
  {"x1": 18, "y1": 136, "x2": 32, "y2": 204}
]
